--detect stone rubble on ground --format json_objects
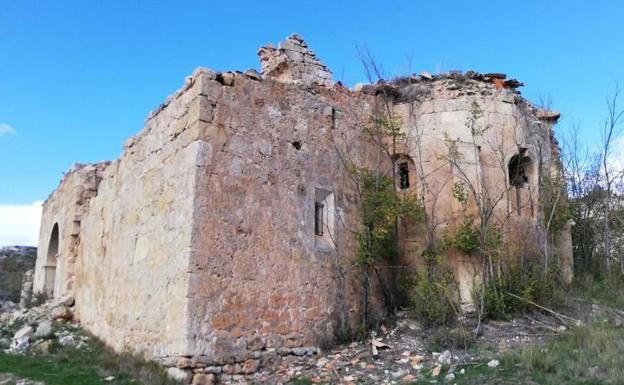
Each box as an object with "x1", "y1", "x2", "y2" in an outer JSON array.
[
  {"x1": 34, "y1": 320, "x2": 52, "y2": 338},
  {"x1": 1, "y1": 295, "x2": 77, "y2": 353},
  {"x1": 437, "y1": 350, "x2": 453, "y2": 365},
  {"x1": 0, "y1": 373, "x2": 45, "y2": 385},
  {"x1": 209, "y1": 310, "x2": 567, "y2": 384},
  {"x1": 487, "y1": 359, "x2": 500, "y2": 368},
  {"x1": 0, "y1": 300, "x2": 18, "y2": 314},
  {"x1": 1, "y1": 296, "x2": 562, "y2": 384}
]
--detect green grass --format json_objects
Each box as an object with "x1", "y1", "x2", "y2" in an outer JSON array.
[
  {"x1": 0, "y1": 326, "x2": 181, "y2": 385},
  {"x1": 571, "y1": 275, "x2": 624, "y2": 309},
  {"x1": 0, "y1": 352, "x2": 103, "y2": 385},
  {"x1": 408, "y1": 275, "x2": 624, "y2": 385},
  {"x1": 287, "y1": 377, "x2": 315, "y2": 385},
  {"x1": 418, "y1": 324, "x2": 624, "y2": 385}
]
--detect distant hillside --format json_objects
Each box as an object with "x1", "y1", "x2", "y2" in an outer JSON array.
[{"x1": 0, "y1": 246, "x2": 37, "y2": 302}]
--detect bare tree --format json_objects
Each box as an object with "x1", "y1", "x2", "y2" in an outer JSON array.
[{"x1": 600, "y1": 85, "x2": 624, "y2": 274}]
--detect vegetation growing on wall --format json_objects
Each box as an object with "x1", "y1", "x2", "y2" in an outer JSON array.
[
  {"x1": 349, "y1": 113, "x2": 424, "y2": 328},
  {"x1": 442, "y1": 217, "x2": 480, "y2": 255},
  {"x1": 403, "y1": 255, "x2": 458, "y2": 327}
]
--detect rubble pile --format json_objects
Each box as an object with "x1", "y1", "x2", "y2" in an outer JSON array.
[
  {"x1": 214, "y1": 312, "x2": 554, "y2": 385},
  {"x1": 0, "y1": 294, "x2": 82, "y2": 354}
]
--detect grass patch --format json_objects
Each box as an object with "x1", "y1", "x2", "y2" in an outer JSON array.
[
  {"x1": 0, "y1": 326, "x2": 181, "y2": 385},
  {"x1": 425, "y1": 325, "x2": 476, "y2": 352},
  {"x1": 0, "y1": 352, "x2": 103, "y2": 385},
  {"x1": 505, "y1": 324, "x2": 624, "y2": 384},
  {"x1": 571, "y1": 274, "x2": 624, "y2": 309},
  {"x1": 413, "y1": 323, "x2": 624, "y2": 385}
]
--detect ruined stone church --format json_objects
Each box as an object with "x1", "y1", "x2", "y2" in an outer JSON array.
[{"x1": 33, "y1": 34, "x2": 572, "y2": 378}]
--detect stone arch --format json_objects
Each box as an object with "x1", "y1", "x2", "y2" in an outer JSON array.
[
  {"x1": 44, "y1": 223, "x2": 59, "y2": 297},
  {"x1": 508, "y1": 150, "x2": 534, "y2": 188}
]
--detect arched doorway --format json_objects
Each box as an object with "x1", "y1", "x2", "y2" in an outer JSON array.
[{"x1": 44, "y1": 223, "x2": 59, "y2": 298}]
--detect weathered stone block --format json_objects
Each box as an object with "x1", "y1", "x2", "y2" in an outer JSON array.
[
  {"x1": 191, "y1": 373, "x2": 216, "y2": 385},
  {"x1": 167, "y1": 367, "x2": 192, "y2": 383}
]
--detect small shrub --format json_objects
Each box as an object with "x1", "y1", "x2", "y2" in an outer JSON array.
[
  {"x1": 426, "y1": 326, "x2": 475, "y2": 351},
  {"x1": 406, "y1": 259, "x2": 459, "y2": 326},
  {"x1": 480, "y1": 261, "x2": 564, "y2": 320},
  {"x1": 572, "y1": 273, "x2": 624, "y2": 309},
  {"x1": 443, "y1": 217, "x2": 480, "y2": 254},
  {"x1": 287, "y1": 377, "x2": 313, "y2": 385}
]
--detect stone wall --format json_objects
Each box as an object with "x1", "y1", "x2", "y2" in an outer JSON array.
[
  {"x1": 33, "y1": 162, "x2": 109, "y2": 299},
  {"x1": 183, "y1": 70, "x2": 381, "y2": 372},
  {"x1": 35, "y1": 60, "x2": 383, "y2": 373},
  {"x1": 258, "y1": 34, "x2": 333, "y2": 87},
  {"x1": 70, "y1": 69, "x2": 220, "y2": 358},
  {"x1": 382, "y1": 73, "x2": 571, "y2": 306}
]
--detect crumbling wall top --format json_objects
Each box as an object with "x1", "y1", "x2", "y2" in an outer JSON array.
[
  {"x1": 353, "y1": 70, "x2": 560, "y2": 124},
  {"x1": 44, "y1": 161, "x2": 111, "y2": 207},
  {"x1": 258, "y1": 34, "x2": 333, "y2": 87}
]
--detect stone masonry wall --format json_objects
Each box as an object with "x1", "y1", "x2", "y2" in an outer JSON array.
[
  {"x1": 182, "y1": 70, "x2": 384, "y2": 373},
  {"x1": 258, "y1": 34, "x2": 333, "y2": 87},
  {"x1": 72, "y1": 70, "x2": 216, "y2": 358},
  {"x1": 34, "y1": 162, "x2": 109, "y2": 299},
  {"x1": 35, "y1": 37, "x2": 387, "y2": 379},
  {"x1": 383, "y1": 73, "x2": 570, "y2": 306}
]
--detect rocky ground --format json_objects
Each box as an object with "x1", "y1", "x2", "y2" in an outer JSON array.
[
  {"x1": 0, "y1": 373, "x2": 44, "y2": 385},
  {"x1": 0, "y1": 297, "x2": 563, "y2": 385},
  {"x1": 0, "y1": 294, "x2": 76, "y2": 353},
  {"x1": 2, "y1": 293, "x2": 622, "y2": 385},
  {"x1": 0, "y1": 296, "x2": 180, "y2": 385},
  {"x1": 215, "y1": 311, "x2": 569, "y2": 385}
]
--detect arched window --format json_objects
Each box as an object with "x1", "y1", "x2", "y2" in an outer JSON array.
[
  {"x1": 393, "y1": 154, "x2": 415, "y2": 191},
  {"x1": 508, "y1": 151, "x2": 532, "y2": 188},
  {"x1": 44, "y1": 223, "x2": 59, "y2": 298},
  {"x1": 508, "y1": 150, "x2": 534, "y2": 216}
]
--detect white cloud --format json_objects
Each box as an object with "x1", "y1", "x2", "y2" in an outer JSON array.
[
  {"x1": 0, "y1": 123, "x2": 15, "y2": 136},
  {"x1": 0, "y1": 201, "x2": 42, "y2": 247},
  {"x1": 607, "y1": 136, "x2": 624, "y2": 173}
]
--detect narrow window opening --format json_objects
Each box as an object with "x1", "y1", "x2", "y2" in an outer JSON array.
[
  {"x1": 315, "y1": 202, "x2": 324, "y2": 236},
  {"x1": 331, "y1": 107, "x2": 337, "y2": 129},
  {"x1": 399, "y1": 162, "x2": 410, "y2": 189},
  {"x1": 508, "y1": 152, "x2": 531, "y2": 188},
  {"x1": 508, "y1": 150, "x2": 534, "y2": 216},
  {"x1": 314, "y1": 188, "x2": 335, "y2": 249}
]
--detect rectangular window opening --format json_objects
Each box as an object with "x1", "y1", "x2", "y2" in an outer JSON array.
[
  {"x1": 399, "y1": 162, "x2": 410, "y2": 189},
  {"x1": 315, "y1": 202, "x2": 324, "y2": 236}
]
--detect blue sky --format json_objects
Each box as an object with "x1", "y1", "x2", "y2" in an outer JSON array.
[{"x1": 1, "y1": 0, "x2": 623, "y2": 245}]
